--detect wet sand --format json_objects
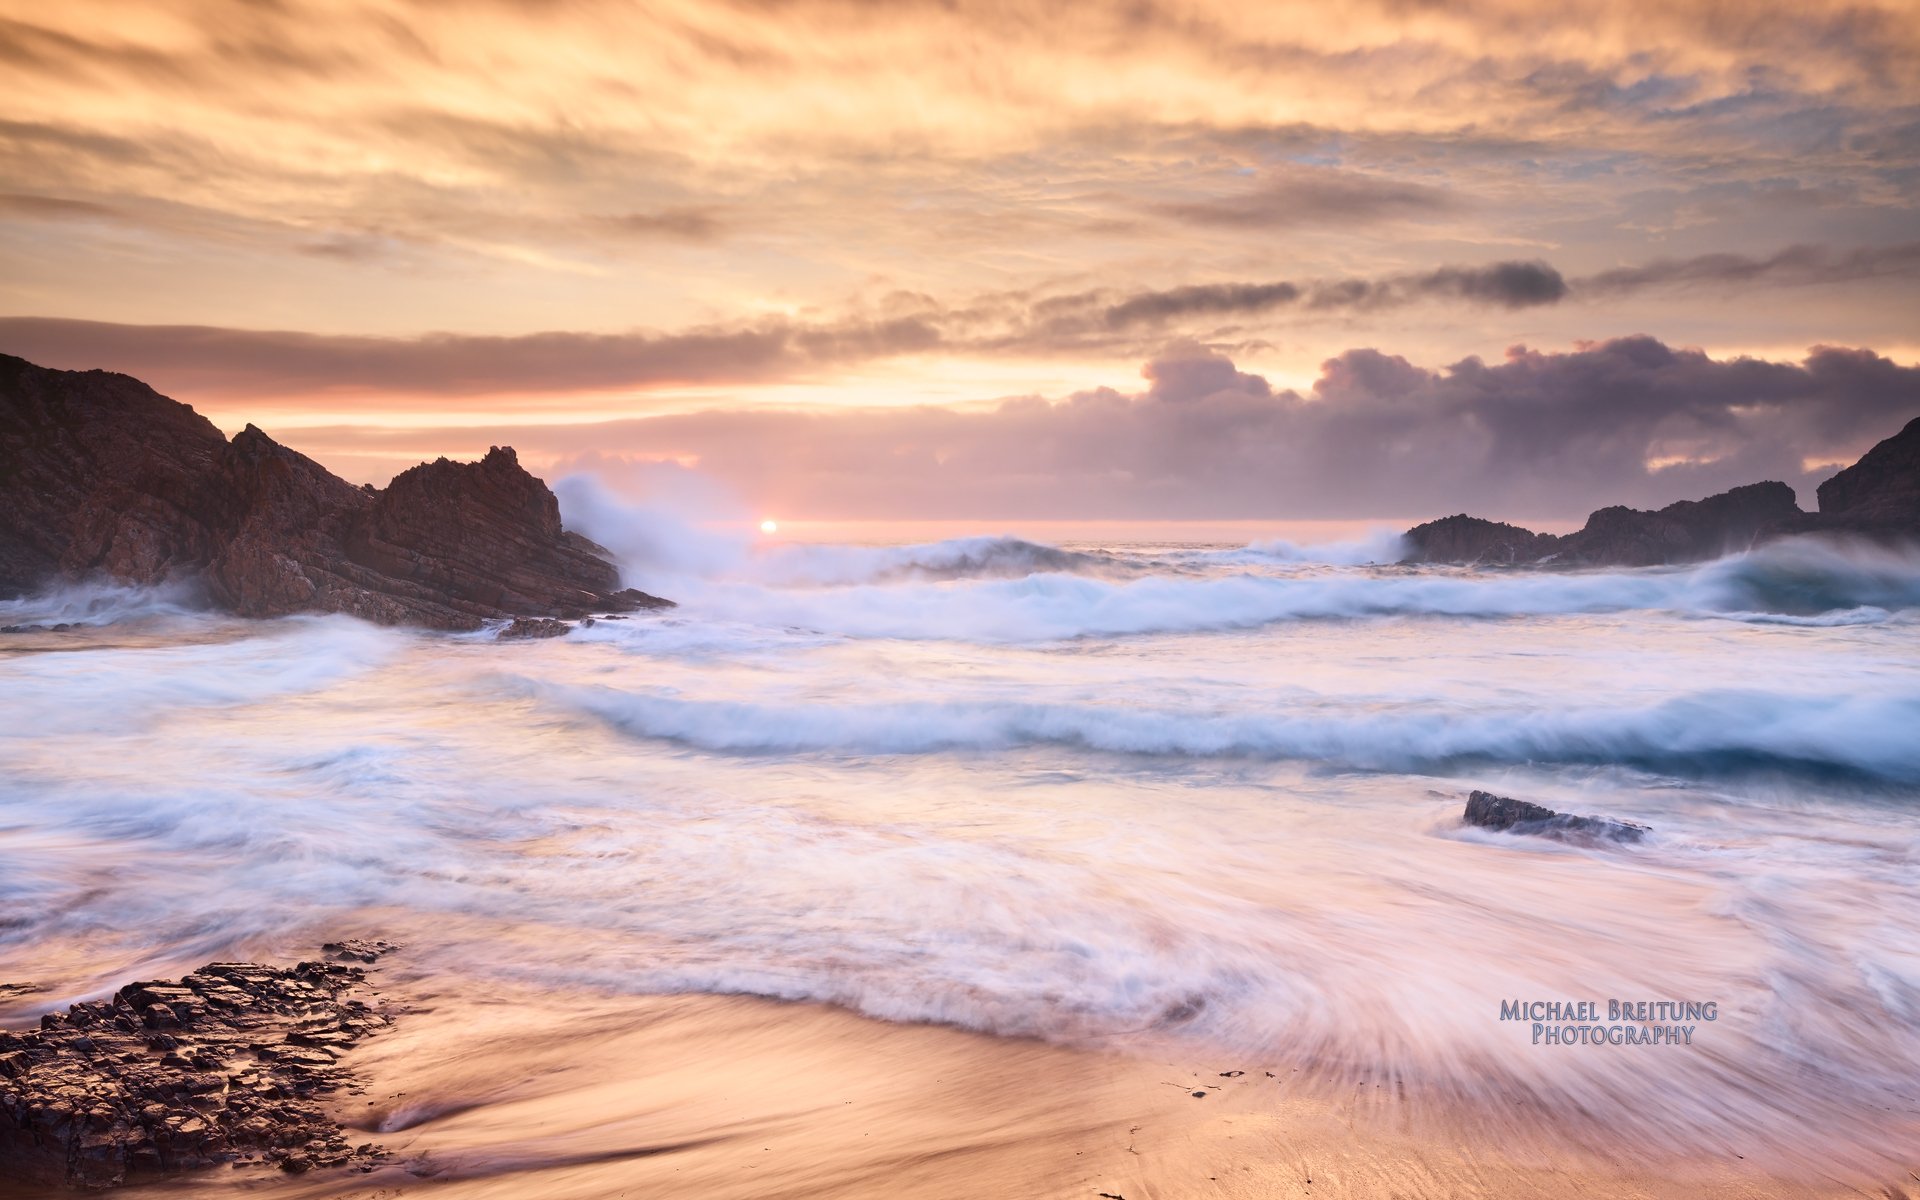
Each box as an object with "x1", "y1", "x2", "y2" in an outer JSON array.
[{"x1": 35, "y1": 967, "x2": 1898, "y2": 1200}]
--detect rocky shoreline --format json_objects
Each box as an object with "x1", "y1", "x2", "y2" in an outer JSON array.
[{"x1": 0, "y1": 942, "x2": 399, "y2": 1190}]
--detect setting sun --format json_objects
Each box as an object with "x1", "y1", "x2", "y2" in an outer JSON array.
[{"x1": 759, "y1": 519, "x2": 778, "y2": 535}]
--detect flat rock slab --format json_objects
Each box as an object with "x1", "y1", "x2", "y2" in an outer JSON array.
[
  {"x1": 1462, "y1": 789, "x2": 1650, "y2": 844},
  {"x1": 0, "y1": 955, "x2": 396, "y2": 1189}
]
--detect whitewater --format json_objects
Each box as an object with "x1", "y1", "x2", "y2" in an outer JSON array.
[{"x1": 3, "y1": 493, "x2": 1919, "y2": 1180}]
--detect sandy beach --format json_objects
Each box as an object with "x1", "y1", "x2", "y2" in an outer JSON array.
[{"x1": 10, "y1": 949, "x2": 1903, "y2": 1200}]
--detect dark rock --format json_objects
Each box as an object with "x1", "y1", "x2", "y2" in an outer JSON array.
[
  {"x1": 319, "y1": 940, "x2": 397, "y2": 964},
  {"x1": 1404, "y1": 484, "x2": 1804, "y2": 568},
  {"x1": 497, "y1": 616, "x2": 571, "y2": 640},
  {"x1": 1549, "y1": 482, "x2": 1803, "y2": 566},
  {"x1": 1400, "y1": 514, "x2": 1558, "y2": 565},
  {"x1": 0, "y1": 956, "x2": 394, "y2": 1189},
  {"x1": 0, "y1": 354, "x2": 674, "y2": 628},
  {"x1": 1401, "y1": 415, "x2": 1920, "y2": 567},
  {"x1": 1462, "y1": 789, "x2": 1649, "y2": 844},
  {"x1": 1812, "y1": 414, "x2": 1920, "y2": 533}
]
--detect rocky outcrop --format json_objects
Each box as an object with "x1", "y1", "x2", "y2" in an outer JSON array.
[
  {"x1": 0, "y1": 950, "x2": 394, "y2": 1189},
  {"x1": 497, "y1": 616, "x2": 571, "y2": 640},
  {"x1": 1401, "y1": 515, "x2": 1559, "y2": 565},
  {"x1": 1814, "y1": 414, "x2": 1920, "y2": 531},
  {"x1": 1404, "y1": 416, "x2": 1919, "y2": 566},
  {"x1": 1547, "y1": 481, "x2": 1803, "y2": 567},
  {"x1": 1462, "y1": 790, "x2": 1649, "y2": 844},
  {"x1": 0, "y1": 354, "x2": 671, "y2": 629}
]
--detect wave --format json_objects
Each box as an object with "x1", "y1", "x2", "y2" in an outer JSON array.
[
  {"x1": 1184, "y1": 529, "x2": 1411, "y2": 567},
  {"x1": 559, "y1": 474, "x2": 1920, "y2": 639},
  {"x1": 0, "y1": 616, "x2": 398, "y2": 734},
  {"x1": 654, "y1": 542, "x2": 1918, "y2": 642},
  {"x1": 0, "y1": 581, "x2": 208, "y2": 628},
  {"x1": 531, "y1": 680, "x2": 1920, "y2": 783},
  {"x1": 557, "y1": 474, "x2": 1391, "y2": 587},
  {"x1": 1681, "y1": 534, "x2": 1920, "y2": 616},
  {"x1": 752, "y1": 536, "x2": 1114, "y2": 586}
]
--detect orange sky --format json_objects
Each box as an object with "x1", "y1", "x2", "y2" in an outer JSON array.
[{"x1": 2, "y1": 0, "x2": 1917, "y2": 521}]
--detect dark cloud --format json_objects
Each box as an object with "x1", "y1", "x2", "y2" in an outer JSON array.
[
  {"x1": 1148, "y1": 172, "x2": 1458, "y2": 230},
  {"x1": 1577, "y1": 241, "x2": 1920, "y2": 294},
  {"x1": 1099, "y1": 282, "x2": 1303, "y2": 328},
  {"x1": 1087, "y1": 260, "x2": 1566, "y2": 331},
  {"x1": 280, "y1": 337, "x2": 1920, "y2": 522}
]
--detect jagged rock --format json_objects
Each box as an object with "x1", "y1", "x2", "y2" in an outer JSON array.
[
  {"x1": 1462, "y1": 789, "x2": 1649, "y2": 843},
  {"x1": 1813, "y1": 414, "x2": 1920, "y2": 532},
  {"x1": 0, "y1": 354, "x2": 674, "y2": 629},
  {"x1": 0, "y1": 957, "x2": 394, "y2": 1189},
  {"x1": 497, "y1": 616, "x2": 571, "y2": 640},
  {"x1": 1400, "y1": 514, "x2": 1558, "y2": 565},
  {"x1": 1549, "y1": 481, "x2": 1803, "y2": 566}
]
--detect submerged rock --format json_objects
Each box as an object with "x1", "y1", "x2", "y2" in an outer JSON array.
[
  {"x1": 1462, "y1": 790, "x2": 1649, "y2": 844},
  {"x1": 0, "y1": 353, "x2": 674, "y2": 629},
  {"x1": 0, "y1": 957, "x2": 394, "y2": 1189}
]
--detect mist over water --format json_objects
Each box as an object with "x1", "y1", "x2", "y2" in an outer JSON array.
[{"x1": 3, "y1": 490, "x2": 1919, "y2": 1176}]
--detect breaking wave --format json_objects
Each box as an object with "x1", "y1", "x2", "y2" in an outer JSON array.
[
  {"x1": 559, "y1": 478, "x2": 1920, "y2": 639},
  {"x1": 638, "y1": 540, "x2": 1919, "y2": 643},
  {"x1": 0, "y1": 581, "x2": 207, "y2": 629},
  {"x1": 532, "y1": 680, "x2": 1920, "y2": 783}
]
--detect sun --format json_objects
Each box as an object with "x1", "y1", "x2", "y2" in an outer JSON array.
[{"x1": 759, "y1": 519, "x2": 779, "y2": 535}]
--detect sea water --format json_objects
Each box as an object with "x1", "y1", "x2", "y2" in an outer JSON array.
[{"x1": 2, "y1": 495, "x2": 1918, "y2": 1173}]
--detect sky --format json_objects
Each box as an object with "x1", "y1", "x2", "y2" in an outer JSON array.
[{"x1": 2, "y1": 0, "x2": 1918, "y2": 526}]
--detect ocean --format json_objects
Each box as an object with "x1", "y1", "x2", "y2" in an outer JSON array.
[{"x1": 3, "y1": 493, "x2": 1919, "y2": 1181}]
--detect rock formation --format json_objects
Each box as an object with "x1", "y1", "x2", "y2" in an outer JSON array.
[
  {"x1": 1404, "y1": 416, "x2": 1920, "y2": 566},
  {"x1": 1393, "y1": 515, "x2": 1556, "y2": 566},
  {"x1": 1813, "y1": 414, "x2": 1920, "y2": 531},
  {"x1": 1461, "y1": 790, "x2": 1649, "y2": 843},
  {"x1": 0, "y1": 353, "x2": 671, "y2": 628},
  {"x1": 1546, "y1": 481, "x2": 1803, "y2": 567},
  {"x1": 0, "y1": 950, "x2": 395, "y2": 1188}
]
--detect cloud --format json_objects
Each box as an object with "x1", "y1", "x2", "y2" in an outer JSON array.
[
  {"x1": 1148, "y1": 171, "x2": 1459, "y2": 230},
  {"x1": 1577, "y1": 241, "x2": 1920, "y2": 294},
  {"x1": 1086, "y1": 260, "x2": 1567, "y2": 330},
  {"x1": 0, "y1": 192, "x2": 119, "y2": 219},
  {"x1": 599, "y1": 207, "x2": 729, "y2": 242},
  {"x1": 6, "y1": 240, "x2": 1915, "y2": 399},
  {"x1": 0, "y1": 260, "x2": 1563, "y2": 398},
  {"x1": 0, "y1": 318, "x2": 812, "y2": 395},
  {"x1": 269, "y1": 337, "x2": 1920, "y2": 522}
]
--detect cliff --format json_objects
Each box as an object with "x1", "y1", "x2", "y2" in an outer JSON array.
[
  {"x1": 1403, "y1": 418, "x2": 1920, "y2": 566},
  {"x1": 1814, "y1": 414, "x2": 1920, "y2": 531},
  {"x1": 0, "y1": 354, "x2": 669, "y2": 628}
]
